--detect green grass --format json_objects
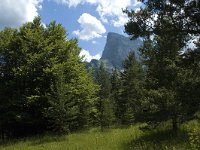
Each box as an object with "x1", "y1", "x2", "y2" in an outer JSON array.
[
  {"x1": 0, "y1": 125, "x2": 142, "y2": 150},
  {"x1": 0, "y1": 121, "x2": 199, "y2": 150}
]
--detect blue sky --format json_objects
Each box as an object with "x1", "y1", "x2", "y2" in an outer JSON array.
[{"x1": 0, "y1": 0, "x2": 141, "y2": 62}]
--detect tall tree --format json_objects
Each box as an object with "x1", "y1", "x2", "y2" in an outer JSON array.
[
  {"x1": 136, "y1": 35, "x2": 182, "y2": 130},
  {"x1": 0, "y1": 28, "x2": 20, "y2": 138},
  {"x1": 0, "y1": 18, "x2": 49, "y2": 136},
  {"x1": 120, "y1": 52, "x2": 144, "y2": 125},
  {"x1": 110, "y1": 68, "x2": 122, "y2": 124},
  {"x1": 95, "y1": 62, "x2": 114, "y2": 129},
  {"x1": 0, "y1": 17, "x2": 98, "y2": 137},
  {"x1": 124, "y1": 0, "x2": 200, "y2": 130},
  {"x1": 44, "y1": 68, "x2": 72, "y2": 133},
  {"x1": 45, "y1": 58, "x2": 98, "y2": 132}
]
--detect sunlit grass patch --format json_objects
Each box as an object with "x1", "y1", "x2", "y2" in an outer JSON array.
[{"x1": 1, "y1": 122, "x2": 200, "y2": 150}]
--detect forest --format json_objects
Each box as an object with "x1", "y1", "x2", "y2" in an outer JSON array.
[{"x1": 0, "y1": 0, "x2": 200, "y2": 149}]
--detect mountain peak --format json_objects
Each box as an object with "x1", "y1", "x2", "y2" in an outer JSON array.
[
  {"x1": 87, "y1": 32, "x2": 143, "y2": 72},
  {"x1": 107, "y1": 32, "x2": 126, "y2": 39},
  {"x1": 101, "y1": 32, "x2": 142, "y2": 68}
]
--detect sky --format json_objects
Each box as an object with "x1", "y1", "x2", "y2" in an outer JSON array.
[{"x1": 0, "y1": 0, "x2": 142, "y2": 62}]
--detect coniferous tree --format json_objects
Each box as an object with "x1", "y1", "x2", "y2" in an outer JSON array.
[
  {"x1": 124, "y1": 0, "x2": 200, "y2": 131},
  {"x1": 120, "y1": 52, "x2": 144, "y2": 125},
  {"x1": 110, "y1": 68, "x2": 122, "y2": 124},
  {"x1": 96, "y1": 62, "x2": 114, "y2": 129},
  {"x1": 178, "y1": 39, "x2": 200, "y2": 120},
  {"x1": 133, "y1": 34, "x2": 184, "y2": 130},
  {"x1": 44, "y1": 68, "x2": 72, "y2": 133}
]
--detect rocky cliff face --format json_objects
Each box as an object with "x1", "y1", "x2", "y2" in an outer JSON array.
[
  {"x1": 100, "y1": 32, "x2": 142, "y2": 68},
  {"x1": 88, "y1": 32, "x2": 143, "y2": 71}
]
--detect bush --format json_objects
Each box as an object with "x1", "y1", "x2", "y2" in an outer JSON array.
[{"x1": 186, "y1": 120, "x2": 200, "y2": 150}]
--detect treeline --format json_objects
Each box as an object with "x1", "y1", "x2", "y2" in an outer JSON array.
[
  {"x1": 0, "y1": 0, "x2": 200, "y2": 140},
  {"x1": 94, "y1": 53, "x2": 144, "y2": 128}
]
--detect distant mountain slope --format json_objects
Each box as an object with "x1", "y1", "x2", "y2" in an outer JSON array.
[
  {"x1": 101, "y1": 32, "x2": 142, "y2": 68},
  {"x1": 88, "y1": 32, "x2": 143, "y2": 71}
]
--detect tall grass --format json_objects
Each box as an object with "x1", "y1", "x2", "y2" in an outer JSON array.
[{"x1": 0, "y1": 121, "x2": 199, "y2": 150}]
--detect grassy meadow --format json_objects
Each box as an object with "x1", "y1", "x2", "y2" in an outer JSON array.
[{"x1": 0, "y1": 121, "x2": 199, "y2": 150}]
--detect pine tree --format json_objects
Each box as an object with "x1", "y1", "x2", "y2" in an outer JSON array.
[
  {"x1": 95, "y1": 62, "x2": 114, "y2": 129},
  {"x1": 124, "y1": 0, "x2": 200, "y2": 131},
  {"x1": 110, "y1": 68, "x2": 122, "y2": 124},
  {"x1": 44, "y1": 68, "x2": 72, "y2": 133},
  {"x1": 120, "y1": 52, "x2": 144, "y2": 125},
  {"x1": 42, "y1": 21, "x2": 99, "y2": 131},
  {"x1": 135, "y1": 34, "x2": 183, "y2": 130}
]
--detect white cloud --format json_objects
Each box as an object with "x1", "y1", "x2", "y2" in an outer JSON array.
[
  {"x1": 0, "y1": 0, "x2": 43, "y2": 28},
  {"x1": 80, "y1": 49, "x2": 101, "y2": 62},
  {"x1": 73, "y1": 13, "x2": 106, "y2": 41},
  {"x1": 95, "y1": 0, "x2": 131, "y2": 27},
  {"x1": 98, "y1": 0, "x2": 142, "y2": 27},
  {"x1": 111, "y1": 14, "x2": 129, "y2": 27},
  {"x1": 51, "y1": 0, "x2": 142, "y2": 27},
  {"x1": 52, "y1": 0, "x2": 82, "y2": 7}
]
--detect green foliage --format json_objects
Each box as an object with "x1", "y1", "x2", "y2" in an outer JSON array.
[
  {"x1": 124, "y1": 0, "x2": 200, "y2": 39},
  {"x1": 178, "y1": 39, "x2": 200, "y2": 118},
  {"x1": 44, "y1": 68, "x2": 74, "y2": 133},
  {"x1": 184, "y1": 120, "x2": 200, "y2": 150},
  {"x1": 137, "y1": 88, "x2": 180, "y2": 127},
  {"x1": 1, "y1": 2, "x2": 200, "y2": 147},
  {"x1": 0, "y1": 16, "x2": 98, "y2": 137},
  {"x1": 124, "y1": 0, "x2": 200, "y2": 130},
  {"x1": 188, "y1": 128, "x2": 200, "y2": 150},
  {"x1": 110, "y1": 68, "x2": 123, "y2": 124},
  {"x1": 120, "y1": 52, "x2": 144, "y2": 125},
  {"x1": 96, "y1": 62, "x2": 114, "y2": 128},
  {"x1": 133, "y1": 35, "x2": 186, "y2": 130},
  {"x1": 0, "y1": 18, "x2": 50, "y2": 137}
]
